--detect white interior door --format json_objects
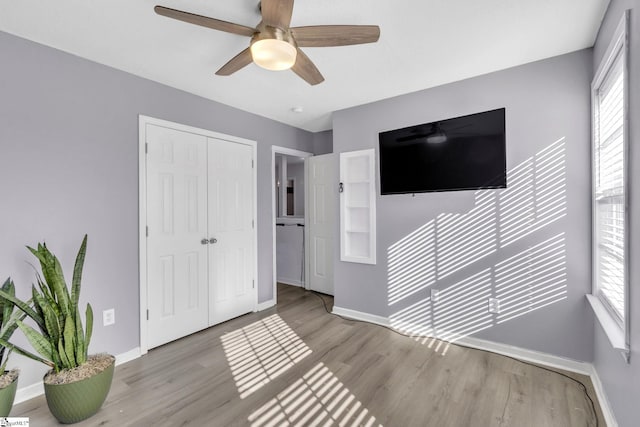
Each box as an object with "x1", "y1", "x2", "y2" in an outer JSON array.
[
  {"x1": 208, "y1": 138, "x2": 256, "y2": 324},
  {"x1": 146, "y1": 124, "x2": 209, "y2": 348},
  {"x1": 307, "y1": 154, "x2": 336, "y2": 295}
]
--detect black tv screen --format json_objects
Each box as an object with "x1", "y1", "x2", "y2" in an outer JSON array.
[{"x1": 378, "y1": 108, "x2": 506, "y2": 195}]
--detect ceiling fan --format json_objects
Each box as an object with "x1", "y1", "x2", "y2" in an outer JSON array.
[{"x1": 154, "y1": 0, "x2": 380, "y2": 85}]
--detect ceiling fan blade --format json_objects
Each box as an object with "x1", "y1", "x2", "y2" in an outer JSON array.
[
  {"x1": 155, "y1": 6, "x2": 255, "y2": 37},
  {"x1": 215, "y1": 48, "x2": 253, "y2": 76},
  {"x1": 291, "y1": 25, "x2": 380, "y2": 47},
  {"x1": 291, "y1": 49, "x2": 324, "y2": 86},
  {"x1": 260, "y1": 0, "x2": 295, "y2": 28}
]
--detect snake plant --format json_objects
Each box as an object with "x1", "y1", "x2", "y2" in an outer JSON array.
[
  {"x1": 0, "y1": 278, "x2": 25, "y2": 374},
  {"x1": 0, "y1": 235, "x2": 93, "y2": 373}
]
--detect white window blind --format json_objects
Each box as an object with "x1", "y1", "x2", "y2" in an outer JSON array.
[{"x1": 593, "y1": 44, "x2": 626, "y2": 324}]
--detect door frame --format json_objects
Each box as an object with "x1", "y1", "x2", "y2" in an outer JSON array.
[
  {"x1": 271, "y1": 146, "x2": 313, "y2": 303},
  {"x1": 139, "y1": 115, "x2": 258, "y2": 355}
]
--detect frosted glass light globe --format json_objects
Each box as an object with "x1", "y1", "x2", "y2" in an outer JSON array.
[{"x1": 251, "y1": 39, "x2": 297, "y2": 71}]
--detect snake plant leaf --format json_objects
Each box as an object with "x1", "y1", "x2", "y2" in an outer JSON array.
[
  {"x1": 63, "y1": 314, "x2": 76, "y2": 367},
  {"x1": 0, "y1": 278, "x2": 11, "y2": 324},
  {"x1": 16, "y1": 319, "x2": 53, "y2": 362},
  {"x1": 0, "y1": 289, "x2": 45, "y2": 332},
  {"x1": 51, "y1": 257, "x2": 71, "y2": 316},
  {"x1": 35, "y1": 274, "x2": 53, "y2": 306},
  {"x1": 3, "y1": 236, "x2": 94, "y2": 372},
  {"x1": 0, "y1": 349, "x2": 9, "y2": 372},
  {"x1": 71, "y1": 235, "x2": 87, "y2": 313},
  {"x1": 31, "y1": 285, "x2": 45, "y2": 327},
  {"x1": 57, "y1": 339, "x2": 71, "y2": 370},
  {"x1": 0, "y1": 304, "x2": 27, "y2": 342},
  {"x1": 0, "y1": 338, "x2": 53, "y2": 368},
  {"x1": 51, "y1": 344, "x2": 62, "y2": 372},
  {"x1": 38, "y1": 293, "x2": 61, "y2": 343},
  {"x1": 28, "y1": 244, "x2": 71, "y2": 315},
  {"x1": 75, "y1": 310, "x2": 85, "y2": 365},
  {"x1": 85, "y1": 303, "x2": 93, "y2": 355},
  {"x1": 1, "y1": 279, "x2": 15, "y2": 325}
]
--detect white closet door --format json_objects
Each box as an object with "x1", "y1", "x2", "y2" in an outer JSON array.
[
  {"x1": 307, "y1": 154, "x2": 336, "y2": 295},
  {"x1": 208, "y1": 138, "x2": 255, "y2": 325},
  {"x1": 146, "y1": 124, "x2": 209, "y2": 348}
]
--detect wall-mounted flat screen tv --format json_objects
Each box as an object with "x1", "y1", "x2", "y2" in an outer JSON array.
[{"x1": 379, "y1": 108, "x2": 506, "y2": 195}]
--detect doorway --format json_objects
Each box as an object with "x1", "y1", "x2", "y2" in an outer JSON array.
[
  {"x1": 271, "y1": 146, "x2": 336, "y2": 304},
  {"x1": 271, "y1": 147, "x2": 312, "y2": 303}
]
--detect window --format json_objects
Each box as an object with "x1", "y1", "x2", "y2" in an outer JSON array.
[{"x1": 592, "y1": 12, "x2": 629, "y2": 341}]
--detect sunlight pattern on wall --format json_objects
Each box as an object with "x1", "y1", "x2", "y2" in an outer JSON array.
[
  {"x1": 434, "y1": 269, "x2": 494, "y2": 342},
  {"x1": 500, "y1": 137, "x2": 567, "y2": 247},
  {"x1": 387, "y1": 139, "x2": 567, "y2": 308},
  {"x1": 390, "y1": 270, "x2": 493, "y2": 344},
  {"x1": 249, "y1": 363, "x2": 382, "y2": 427},
  {"x1": 495, "y1": 233, "x2": 567, "y2": 324},
  {"x1": 221, "y1": 314, "x2": 311, "y2": 399},
  {"x1": 389, "y1": 298, "x2": 433, "y2": 338},
  {"x1": 386, "y1": 138, "x2": 569, "y2": 344},
  {"x1": 436, "y1": 192, "x2": 498, "y2": 279},
  {"x1": 387, "y1": 222, "x2": 436, "y2": 304}
]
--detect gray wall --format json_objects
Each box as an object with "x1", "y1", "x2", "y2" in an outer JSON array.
[
  {"x1": 332, "y1": 49, "x2": 594, "y2": 361},
  {"x1": 0, "y1": 31, "x2": 314, "y2": 389},
  {"x1": 592, "y1": 2, "x2": 639, "y2": 426},
  {"x1": 313, "y1": 130, "x2": 333, "y2": 155}
]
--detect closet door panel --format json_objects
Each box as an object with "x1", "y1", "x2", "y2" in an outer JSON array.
[
  {"x1": 146, "y1": 124, "x2": 209, "y2": 348},
  {"x1": 208, "y1": 138, "x2": 255, "y2": 325}
]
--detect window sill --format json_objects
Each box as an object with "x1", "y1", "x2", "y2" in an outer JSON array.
[{"x1": 586, "y1": 294, "x2": 629, "y2": 359}]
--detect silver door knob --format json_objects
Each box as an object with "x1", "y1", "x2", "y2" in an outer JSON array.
[
  {"x1": 210, "y1": 238, "x2": 218, "y2": 244},
  {"x1": 201, "y1": 238, "x2": 209, "y2": 245}
]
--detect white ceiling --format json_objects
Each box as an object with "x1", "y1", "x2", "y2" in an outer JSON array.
[{"x1": 0, "y1": 0, "x2": 609, "y2": 132}]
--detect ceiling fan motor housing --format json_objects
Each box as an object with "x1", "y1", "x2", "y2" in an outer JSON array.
[{"x1": 250, "y1": 25, "x2": 298, "y2": 71}]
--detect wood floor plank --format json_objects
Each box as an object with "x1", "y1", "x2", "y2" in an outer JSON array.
[{"x1": 12, "y1": 284, "x2": 604, "y2": 426}]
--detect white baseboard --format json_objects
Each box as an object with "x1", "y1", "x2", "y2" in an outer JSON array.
[
  {"x1": 257, "y1": 299, "x2": 276, "y2": 311},
  {"x1": 331, "y1": 305, "x2": 618, "y2": 426},
  {"x1": 115, "y1": 347, "x2": 141, "y2": 366},
  {"x1": 332, "y1": 306, "x2": 390, "y2": 327},
  {"x1": 15, "y1": 347, "x2": 142, "y2": 405},
  {"x1": 455, "y1": 336, "x2": 591, "y2": 375},
  {"x1": 589, "y1": 364, "x2": 619, "y2": 427},
  {"x1": 277, "y1": 278, "x2": 304, "y2": 287},
  {"x1": 14, "y1": 381, "x2": 43, "y2": 405}
]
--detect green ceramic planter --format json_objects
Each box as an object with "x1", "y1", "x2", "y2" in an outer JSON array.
[
  {"x1": 0, "y1": 375, "x2": 18, "y2": 417},
  {"x1": 44, "y1": 358, "x2": 114, "y2": 424}
]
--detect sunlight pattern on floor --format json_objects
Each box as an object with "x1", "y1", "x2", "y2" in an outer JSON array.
[
  {"x1": 222, "y1": 314, "x2": 311, "y2": 399},
  {"x1": 249, "y1": 363, "x2": 382, "y2": 427}
]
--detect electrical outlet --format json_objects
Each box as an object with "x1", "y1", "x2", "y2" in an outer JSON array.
[
  {"x1": 488, "y1": 298, "x2": 501, "y2": 314},
  {"x1": 103, "y1": 308, "x2": 115, "y2": 326},
  {"x1": 430, "y1": 289, "x2": 440, "y2": 303}
]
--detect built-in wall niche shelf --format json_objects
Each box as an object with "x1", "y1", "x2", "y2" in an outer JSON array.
[{"x1": 340, "y1": 149, "x2": 376, "y2": 264}]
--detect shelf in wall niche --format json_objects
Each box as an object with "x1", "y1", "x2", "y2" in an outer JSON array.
[{"x1": 340, "y1": 149, "x2": 376, "y2": 265}]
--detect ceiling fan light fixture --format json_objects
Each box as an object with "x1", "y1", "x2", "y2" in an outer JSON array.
[
  {"x1": 426, "y1": 132, "x2": 447, "y2": 144},
  {"x1": 251, "y1": 38, "x2": 297, "y2": 71}
]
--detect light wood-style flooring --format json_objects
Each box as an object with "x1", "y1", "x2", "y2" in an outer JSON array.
[{"x1": 14, "y1": 284, "x2": 604, "y2": 426}]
